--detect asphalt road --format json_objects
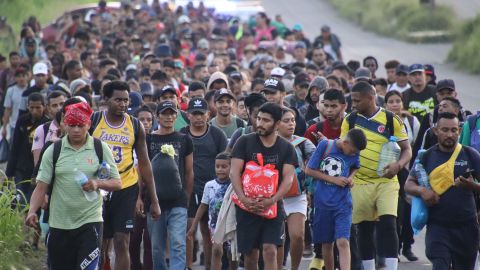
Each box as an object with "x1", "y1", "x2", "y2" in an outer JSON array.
[{"x1": 261, "y1": 0, "x2": 480, "y2": 112}]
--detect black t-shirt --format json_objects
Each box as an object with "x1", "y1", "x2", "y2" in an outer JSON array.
[
  {"x1": 411, "y1": 145, "x2": 480, "y2": 226},
  {"x1": 231, "y1": 133, "x2": 298, "y2": 186},
  {"x1": 402, "y1": 84, "x2": 437, "y2": 122},
  {"x1": 146, "y1": 131, "x2": 194, "y2": 210},
  {"x1": 181, "y1": 125, "x2": 228, "y2": 195}
]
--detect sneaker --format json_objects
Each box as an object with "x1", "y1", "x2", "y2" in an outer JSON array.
[
  {"x1": 303, "y1": 245, "x2": 313, "y2": 257},
  {"x1": 402, "y1": 247, "x2": 419, "y2": 262},
  {"x1": 309, "y1": 258, "x2": 324, "y2": 270}
]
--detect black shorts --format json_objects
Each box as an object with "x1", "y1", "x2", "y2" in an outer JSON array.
[
  {"x1": 236, "y1": 205, "x2": 285, "y2": 254},
  {"x1": 47, "y1": 222, "x2": 102, "y2": 270},
  {"x1": 103, "y1": 184, "x2": 139, "y2": 238},
  {"x1": 188, "y1": 192, "x2": 208, "y2": 222}
]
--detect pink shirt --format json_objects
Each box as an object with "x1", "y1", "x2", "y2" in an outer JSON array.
[{"x1": 32, "y1": 121, "x2": 60, "y2": 151}]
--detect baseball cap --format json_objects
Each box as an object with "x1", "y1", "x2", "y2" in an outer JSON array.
[
  {"x1": 229, "y1": 71, "x2": 242, "y2": 80},
  {"x1": 157, "y1": 100, "x2": 177, "y2": 114},
  {"x1": 129, "y1": 92, "x2": 142, "y2": 110},
  {"x1": 155, "y1": 44, "x2": 172, "y2": 58},
  {"x1": 163, "y1": 59, "x2": 175, "y2": 69},
  {"x1": 294, "y1": 72, "x2": 310, "y2": 86},
  {"x1": 263, "y1": 78, "x2": 286, "y2": 93},
  {"x1": 197, "y1": 38, "x2": 209, "y2": 50},
  {"x1": 125, "y1": 64, "x2": 137, "y2": 72},
  {"x1": 354, "y1": 67, "x2": 371, "y2": 80},
  {"x1": 33, "y1": 62, "x2": 48, "y2": 75},
  {"x1": 295, "y1": 41, "x2": 307, "y2": 49},
  {"x1": 424, "y1": 64, "x2": 435, "y2": 75},
  {"x1": 396, "y1": 64, "x2": 409, "y2": 75},
  {"x1": 214, "y1": 88, "x2": 236, "y2": 102},
  {"x1": 408, "y1": 64, "x2": 424, "y2": 74},
  {"x1": 436, "y1": 79, "x2": 455, "y2": 92},
  {"x1": 158, "y1": 85, "x2": 177, "y2": 96},
  {"x1": 188, "y1": 97, "x2": 208, "y2": 113},
  {"x1": 271, "y1": 67, "x2": 286, "y2": 78},
  {"x1": 321, "y1": 25, "x2": 331, "y2": 32},
  {"x1": 292, "y1": 24, "x2": 303, "y2": 32},
  {"x1": 177, "y1": 15, "x2": 191, "y2": 24}
]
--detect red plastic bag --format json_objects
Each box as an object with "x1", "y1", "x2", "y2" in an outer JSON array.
[{"x1": 232, "y1": 153, "x2": 279, "y2": 219}]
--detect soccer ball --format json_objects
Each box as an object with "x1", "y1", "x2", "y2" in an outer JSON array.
[{"x1": 322, "y1": 157, "x2": 343, "y2": 177}]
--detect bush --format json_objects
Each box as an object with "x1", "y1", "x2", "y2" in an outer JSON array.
[
  {"x1": 448, "y1": 16, "x2": 480, "y2": 73},
  {"x1": 329, "y1": 0, "x2": 457, "y2": 42},
  {"x1": 0, "y1": 179, "x2": 29, "y2": 269}
]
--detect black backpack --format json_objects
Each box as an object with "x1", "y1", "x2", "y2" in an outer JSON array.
[{"x1": 36, "y1": 138, "x2": 104, "y2": 223}]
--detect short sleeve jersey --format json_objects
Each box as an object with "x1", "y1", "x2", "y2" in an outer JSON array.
[
  {"x1": 340, "y1": 108, "x2": 408, "y2": 184},
  {"x1": 307, "y1": 139, "x2": 360, "y2": 209}
]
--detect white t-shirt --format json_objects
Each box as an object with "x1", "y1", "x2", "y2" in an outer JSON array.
[{"x1": 388, "y1": 83, "x2": 410, "y2": 93}]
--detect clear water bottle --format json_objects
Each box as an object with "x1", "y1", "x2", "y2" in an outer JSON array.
[
  {"x1": 414, "y1": 150, "x2": 430, "y2": 188},
  {"x1": 377, "y1": 136, "x2": 401, "y2": 176},
  {"x1": 74, "y1": 168, "x2": 98, "y2": 202},
  {"x1": 97, "y1": 161, "x2": 111, "y2": 197}
]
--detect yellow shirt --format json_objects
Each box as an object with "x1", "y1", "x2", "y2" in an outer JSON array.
[
  {"x1": 340, "y1": 108, "x2": 408, "y2": 184},
  {"x1": 92, "y1": 112, "x2": 138, "y2": 189}
]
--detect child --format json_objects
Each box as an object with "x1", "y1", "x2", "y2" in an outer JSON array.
[
  {"x1": 187, "y1": 152, "x2": 237, "y2": 270},
  {"x1": 305, "y1": 128, "x2": 367, "y2": 270}
]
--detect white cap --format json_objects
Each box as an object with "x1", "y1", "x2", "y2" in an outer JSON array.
[
  {"x1": 271, "y1": 67, "x2": 286, "y2": 78},
  {"x1": 177, "y1": 15, "x2": 190, "y2": 24},
  {"x1": 33, "y1": 62, "x2": 48, "y2": 75},
  {"x1": 125, "y1": 64, "x2": 137, "y2": 72}
]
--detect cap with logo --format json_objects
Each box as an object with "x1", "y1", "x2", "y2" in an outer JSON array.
[
  {"x1": 408, "y1": 64, "x2": 424, "y2": 74},
  {"x1": 159, "y1": 85, "x2": 177, "y2": 96},
  {"x1": 271, "y1": 67, "x2": 286, "y2": 78},
  {"x1": 188, "y1": 98, "x2": 208, "y2": 113},
  {"x1": 33, "y1": 62, "x2": 49, "y2": 75},
  {"x1": 214, "y1": 88, "x2": 236, "y2": 102},
  {"x1": 263, "y1": 78, "x2": 285, "y2": 93},
  {"x1": 157, "y1": 100, "x2": 178, "y2": 114},
  {"x1": 436, "y1": 79, "x2": 455, "y2": 92},
  {"x1": 396, "y1": 64, "x2": 409, "y2": 75},
  {"x1": 25, "y1": 37, "x2": 36, "y2": 46}
]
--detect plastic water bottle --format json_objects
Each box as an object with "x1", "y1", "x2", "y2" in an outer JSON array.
[
  {"x1": 97, "y1": 161, "x2": 111, "y2": 197},
  {"x1": 414, "y1": 150, "x2": 430, "y2": 188},
  {"x1": 74, "y1": 168, "x2": 98, "y2": 201},
  {"x1": 377, "y1": 136, "x2": 401, "y2": 176}
]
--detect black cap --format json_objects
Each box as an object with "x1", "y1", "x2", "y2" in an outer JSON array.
[
  {"x1": 229, "y1": 71, "x2": 243, "y2": 80},
  {"x1": 294, "y1": 72, "x2": 310, "y2": 86},
  {"x1": 263, "y1": 78, "x2": 285, "y2": 93},
  {"x1": 25, "y1": 37, "x2": 36, "y2": 46},
  {"x1": 188, "y1": 98, "x2": 208, "y2": 113},
  {"x1": 159, "y1": 85, "x2": 177, "y2": 96},
  {"x1": 396, "y1": 64, "x2": 409, "y2": 75},
  {"x1": 163, "y1": 59, "x2": 175, "y2": 69},
  {"x1": 157, "y1": 101, "x2": 177, "y2": 114},
  {"x1": 214, "y1": 88, "x2": 236, "y2": 102},
  {"x1": 436, "y1": 79, "x2": 455, "y2": 92}
]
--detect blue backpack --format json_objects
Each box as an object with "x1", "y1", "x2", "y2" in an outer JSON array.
[{"x1": 467, "y1": 112, "x2": 480, "y2": 151}]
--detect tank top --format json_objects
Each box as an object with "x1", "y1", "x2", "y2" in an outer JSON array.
[{"x1": 92, "y1": 111, "x2": 138, "y2": 189}]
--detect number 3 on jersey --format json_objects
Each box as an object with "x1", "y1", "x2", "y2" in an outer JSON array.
[{"x1": 110, "y1": 146, "x2": 123, "y2": 164}]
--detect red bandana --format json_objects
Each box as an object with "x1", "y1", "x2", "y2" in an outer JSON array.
[{"x1": 64, "y1": 102, "x2": 93, "y2": 126}]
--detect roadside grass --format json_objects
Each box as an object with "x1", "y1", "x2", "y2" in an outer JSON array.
[
  {"x1": 0, "y1": 0, "x2": 98, "y2": 35},
  {"x1": 0, "y1": 179, "x2": 30, "y2": 269},
  {"x1": 447, "y1": 15, "x2": 480, "y2": 73},
  {"x1": 328, "y1": 0, "x2": 457, "y2": 42}
]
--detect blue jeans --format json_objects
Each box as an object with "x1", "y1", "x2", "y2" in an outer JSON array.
[{"x1": 147, "y1": 207, "x2": 188, "y2": 270}]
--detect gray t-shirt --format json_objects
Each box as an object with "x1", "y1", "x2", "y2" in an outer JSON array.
[
  {"x1": 210, "y1": 116, "x2": 246, "y2": 139},
  {"x1": 4, "y1": 84, "x2": 27, "y2": 128}
]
